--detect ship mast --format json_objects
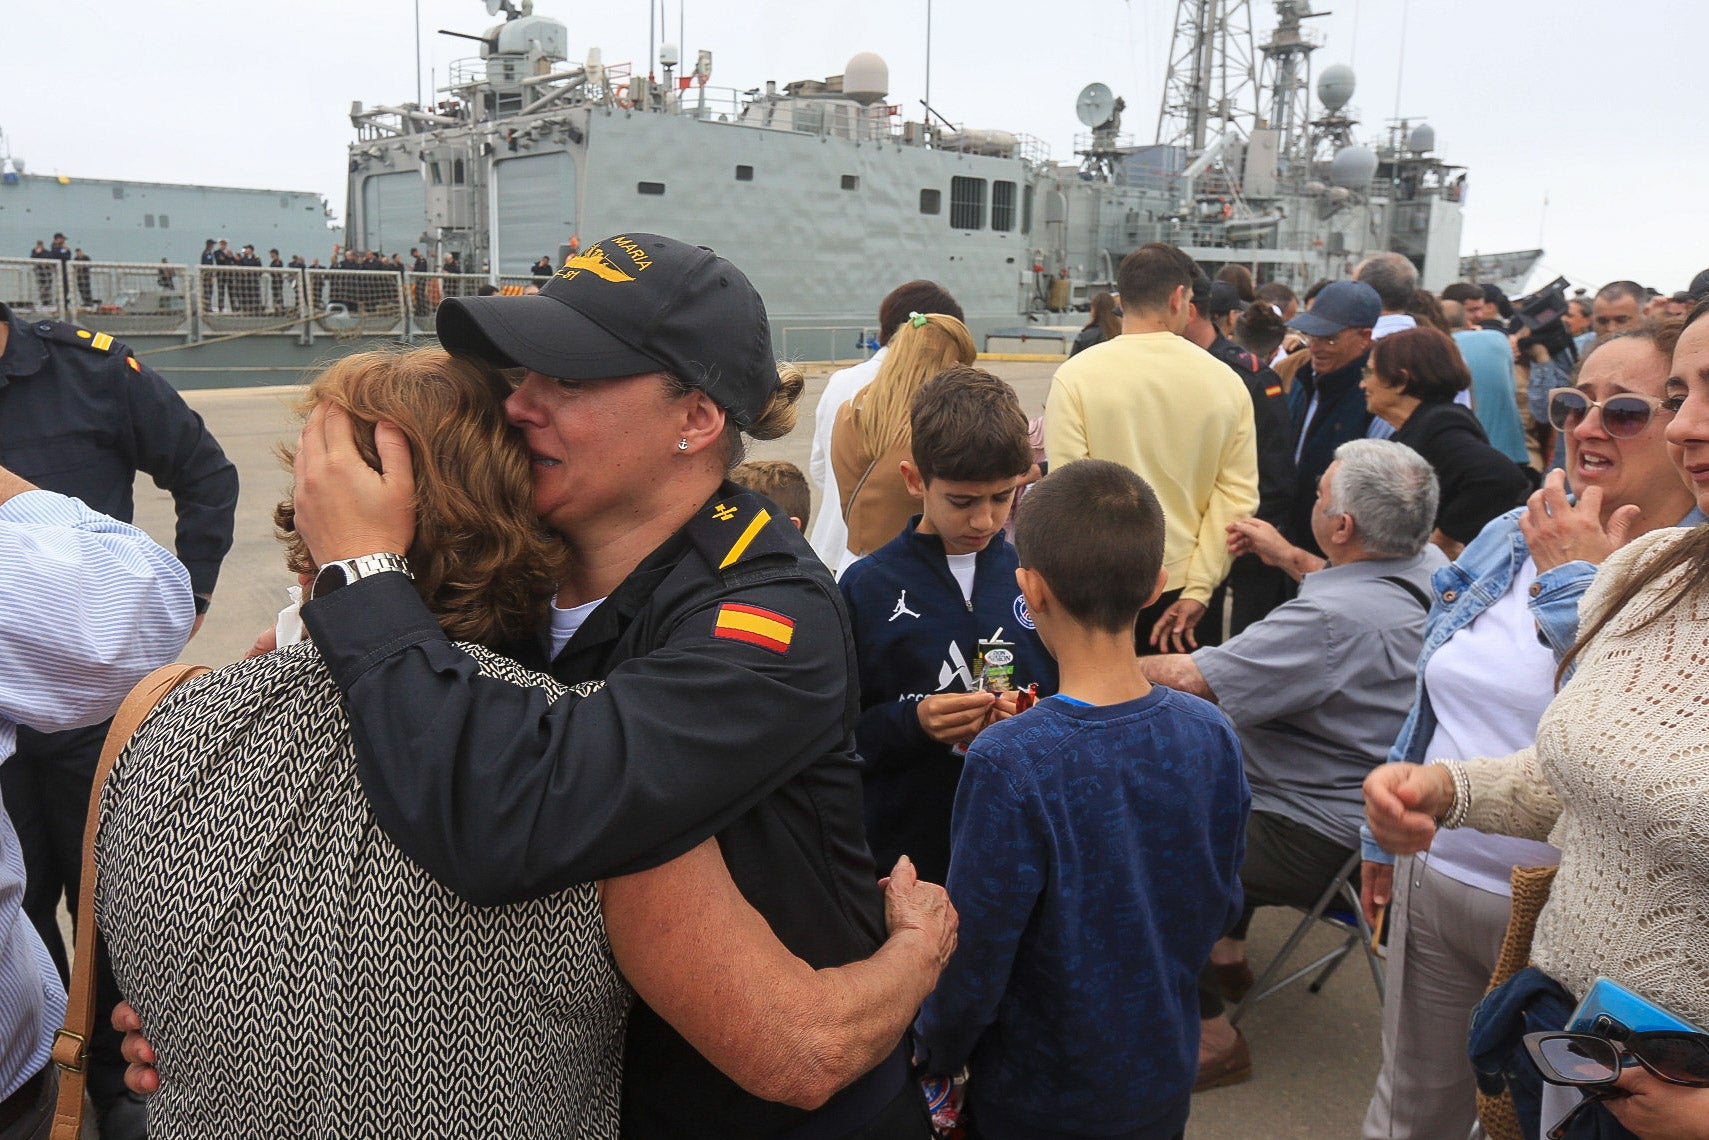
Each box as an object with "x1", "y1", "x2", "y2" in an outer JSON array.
[
  {"x1": 1255, "y1": 1, "x2": 1326, "y2": 179},
  {"x1": 1155, "y1": 0, "x2": 1258, "y2": 151}
]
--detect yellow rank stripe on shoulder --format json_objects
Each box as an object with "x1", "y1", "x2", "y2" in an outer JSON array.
[
  {"x1": 90, "y1": 331, "x2": 114, "y2": 352},
  {"x1": 718, "y1": 508, "x2": 772, "y2": 570}
]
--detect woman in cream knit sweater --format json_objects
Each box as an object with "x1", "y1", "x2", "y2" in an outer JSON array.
[{"x1": 1366, "y1": 303, "x2": 1709, "y2": 1140}]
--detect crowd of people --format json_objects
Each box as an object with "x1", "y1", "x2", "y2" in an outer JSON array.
[{"x1": 0, "y1": 228, "x2": 1706, "y2": 1140}]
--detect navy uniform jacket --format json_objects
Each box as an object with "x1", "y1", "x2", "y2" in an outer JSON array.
[
  {"x1": 1284, "y1": 351, "x2": 1372, "y2": 553},
  {"x1": 0, "y1": 303, "x2": 237, "y2": 600},
  {"x1": 1208, "y1": 333, "x2": 1296, "y2": 527},
  {"x1": 301, "y1": 486, "x2": 897, "y2": 1139},
  {"x1": 838, "y1": 520, "x2": 1057, "y2": 884}
]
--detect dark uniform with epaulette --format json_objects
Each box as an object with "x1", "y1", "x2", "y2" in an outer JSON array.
[
  {"x1": 300, "y1": 486, "x2": 920, "y2": 1139},
  {"x1": 0, "y1": 302, "x2": 237, "y2": 1133},
  {"x1": 1208, "y1": 332, "x2": 1299, "y2": 632}
]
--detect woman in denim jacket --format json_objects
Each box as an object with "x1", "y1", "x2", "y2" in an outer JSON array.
[{"x1": 1354, "y1": 318, "x2": 1701, "y2": 1140}]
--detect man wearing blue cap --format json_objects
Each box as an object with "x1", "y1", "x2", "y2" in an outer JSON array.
[{"x1": 1282, "y1": 280, "x2": 1382, "y2": 554}]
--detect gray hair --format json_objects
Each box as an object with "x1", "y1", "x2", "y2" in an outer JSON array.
[
  {"x1": 1321, "y1": 439, "x2": 1438, "y2": 557},
  {"x1": 1353, "y1": 252, "x2": 1421, "y2": 311}
]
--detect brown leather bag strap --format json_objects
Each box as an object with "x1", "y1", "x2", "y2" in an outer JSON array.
[{"x1": 50, "y1": 662, "x2": 209, "y2": 1140}]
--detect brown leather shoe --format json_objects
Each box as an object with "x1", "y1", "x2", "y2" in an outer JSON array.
[
  {"x1": 1194, "y1": 1029, "x2": 1253, "y2": 1093},
  {"x1": 1211, "y1": 960, "x2": 1256, "y2": 1004}
]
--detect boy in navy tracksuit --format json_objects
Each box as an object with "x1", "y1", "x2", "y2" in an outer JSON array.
[{"x1": 839, "y1": 366, "x2": 1056, "y2": 884}]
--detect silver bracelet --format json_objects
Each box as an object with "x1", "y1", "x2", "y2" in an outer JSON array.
[{"x1": 1434, "y1": 762, "x2": 1471, "y2": 830}]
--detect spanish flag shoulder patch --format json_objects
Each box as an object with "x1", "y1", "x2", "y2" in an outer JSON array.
[
  {"x1": 713, "y1": 602, "x2": 795, "y2": 655},
  {"x1": 1264, "y1": 384, "x2": 1282, "y2": 397}
]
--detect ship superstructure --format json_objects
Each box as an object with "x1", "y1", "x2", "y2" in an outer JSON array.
[
  {"x1": 0, "y1": 0, "x2": 1535, "y2": 385},
  {"x1": 341, "y1": 0, "x2": 1481, "y2": 353}
]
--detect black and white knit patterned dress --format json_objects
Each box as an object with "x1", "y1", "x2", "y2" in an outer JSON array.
[{"x1": 96, "y1": 641, "x2": 629, "y2": 1138}]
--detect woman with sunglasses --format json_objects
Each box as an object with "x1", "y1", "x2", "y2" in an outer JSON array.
[
  {"x1": 1365, "y1": 308, "x2": 1709, "y2": 1139},
  {"x1": 1358, "y1": 325, "x2": 1532, "y2": 559},
  {"x1": 1355, "y1": 316, "x2": 1702, "y2": 1140}
]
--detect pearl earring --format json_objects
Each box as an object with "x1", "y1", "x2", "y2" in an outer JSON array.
[{"x1": 676, "y1": 438, "x2": 690, "y2": 451}]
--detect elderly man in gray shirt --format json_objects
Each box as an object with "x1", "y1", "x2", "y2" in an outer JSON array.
[{"x1": 1141, "y1": 438, "x2": 1444, "y2": 1089}]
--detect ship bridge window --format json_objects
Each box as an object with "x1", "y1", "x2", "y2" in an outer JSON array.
[
  {"x1": 1022, "y1": 185, "x2": 1033, "y2": 233},
  {"x1": 736, "y1": 165, "x2": 754, "y2": 181},
  {"x1": 429, "y1": 164, "x2": 443, "y2": 186},
  {"x1": 453, "y1": 160, "x2": 466, "y2": 185},
  {"x1": 950, "y1": 177, "x2": 986, "y2": 230},
  {"x1": 919, "y1": 189, "x2": 941, "y2": 215},
  {"x1": 144, "y1": 214, "x2": 155, "y2": 228},
  {"x1": 112, "y1": 186, "x2": 126, "y2": 200},
  {"x1": 841, "y1": 175, "x2": 860, "y2": 191},
  {"x1": 159, "y1": 215, "x2": 169, "y2": 229},
  {"x1": 637, "y1": 181, "x2": 666, "y2": 196},
  {"x1": 992, "y1": 180, "x2": 1017, "y2": 232}
]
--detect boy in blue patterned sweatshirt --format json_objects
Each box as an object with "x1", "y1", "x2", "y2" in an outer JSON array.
[
  {"x1": 838, "y1": 365, "x2": 1055, "y2": 885},
  {"x1": 914, "y1": 459, "x2": 1249, "y2": 1140}
]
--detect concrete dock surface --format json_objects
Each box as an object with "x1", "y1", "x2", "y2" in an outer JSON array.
[{"x1": 125, "y1": 361, "x2": 1385, "y2": 1138}]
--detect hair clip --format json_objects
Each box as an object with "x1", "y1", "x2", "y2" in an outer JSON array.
[{"x1": 910, "y1": 311, "x2": 928, "y2": 328}]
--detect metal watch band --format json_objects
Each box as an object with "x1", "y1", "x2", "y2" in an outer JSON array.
[{"x1": 310, "y1": 552, "x2": 413, "y2": 601}]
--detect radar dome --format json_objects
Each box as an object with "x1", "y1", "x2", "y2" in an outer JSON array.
[
  {"x1": 1317, "y1": 64, "x2": 1357, "y2": 112},
  {"x1": 659, "y1": 42, "x2": 680, "y2": 67},
  {"x1": 1407, "y1": 123, "x2": 1436, "y2": 154},
  {"x1": 1329, "y1": 145, "x2": 1378, "y2": 189},
  {"x1": 844, "y1": 53, "x2": 889, "y2": 105}
]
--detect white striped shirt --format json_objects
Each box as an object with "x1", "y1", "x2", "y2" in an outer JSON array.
[{"x1": 0, "y1": 490, "x2": 192, "y2": 1097}]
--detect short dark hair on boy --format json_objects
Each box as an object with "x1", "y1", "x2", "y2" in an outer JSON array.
[
  {"x1": 909, "y1": 365, "x2": 1033, "y2": 484},
  {"x1": 732, "y1": 459, "x2": 811, "y2": 528},
  {"x1": 1013, "y1": 460, "x2": 1166, "y2": 635},
  {"x1": 1116, "y1": 242, "x2": 1197, "y2": 316}
]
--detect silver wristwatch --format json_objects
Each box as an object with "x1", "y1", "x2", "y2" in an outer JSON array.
[{"x1": 309, "y1": 553, "x2": 413, "y2": 600}]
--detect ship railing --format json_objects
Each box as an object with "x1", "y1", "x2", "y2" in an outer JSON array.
[
  {"x1": 497, "y1": 274, "x2": 548, "y2": 295},
  {"x1": 779, "y1": 325, "x2": 880, "y2": 365},
  {"x1": 0, "y1": 256, "x2": 67, "y2": 323},
  {"x1": 300, "y1": 268, "x2": 407, "y2": 338},
  {"x1": 405, "y1": 273, "x2": 496, "y2": 336},
  {"x1": 196, "y1": 264, "x2": 312, "y2": 335},
  {"x1": 61, "y1": 260, "x2": 197, "y2": 337}
]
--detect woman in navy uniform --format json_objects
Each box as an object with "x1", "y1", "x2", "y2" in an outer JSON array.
[{"x1": 140, "y1": 234, "x2": 941, "y2": 1138}]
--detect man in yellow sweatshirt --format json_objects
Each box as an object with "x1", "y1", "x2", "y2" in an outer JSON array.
[{"x1": 1045, "y1": 242, "x2": 1259, "y2": 654}]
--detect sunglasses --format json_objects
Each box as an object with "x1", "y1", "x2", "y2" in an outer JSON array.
[
  {"x1": 1547, "y1": 388, "x2": 1680, "y2": 438},
  {"x1": 1525, "y1": 1029, "x2": 1709, "y2": 1089},
  {"x1": 1526, "y1": 1029, "x2": 1709, "y2": 1140}
]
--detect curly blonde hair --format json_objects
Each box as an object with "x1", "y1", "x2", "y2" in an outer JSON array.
[{"x1": 275, "y1": 348, "x2": 569, "y2": 646}]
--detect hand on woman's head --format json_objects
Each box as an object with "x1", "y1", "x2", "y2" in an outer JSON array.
[{"x1": 292, "y1": 402, "x2": 417, "y2": 565}]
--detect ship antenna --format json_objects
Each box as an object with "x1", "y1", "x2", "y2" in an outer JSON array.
[
  {"x1": 1156, "y1": 0, "x2": 1258, "y2": 151},
  {"x1": 924, "y1": 0, "x2": 934, "y2": 145}
]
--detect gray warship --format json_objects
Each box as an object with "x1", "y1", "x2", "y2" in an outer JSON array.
[{"x1": 1, "y1": 0, "x2": 1541, "y2": 386}]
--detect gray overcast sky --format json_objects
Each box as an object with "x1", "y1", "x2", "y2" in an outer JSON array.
[{"x1": 3, "y1": 1, "x2": 1700, "y2": 293}]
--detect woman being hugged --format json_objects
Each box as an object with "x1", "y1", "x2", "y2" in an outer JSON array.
[
  {"x1": 1366, "y1": 306, "x2": 1709, "y2": 1139},
  {"x1": 101, "y1": 347, "x2": 955, "y2": 1138},
  {"x1": 120, "y1": 234, "x2": 958, "y2": 1139}
]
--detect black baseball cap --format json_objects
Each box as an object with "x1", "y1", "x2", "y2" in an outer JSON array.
[
  {"x1": 1285, "y1": 280, "x2": 1382, "y2": 337},
  {"x1": 1208, "y1": 280, "x2": 1246, "y2": 316},
  {"x1": 436, "y1": 233, "x2": 777, "y2": 427}
]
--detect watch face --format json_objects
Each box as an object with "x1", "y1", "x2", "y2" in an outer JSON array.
[{"x1": 311, "y1": 562, "x2": 350, "y2": 600}]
